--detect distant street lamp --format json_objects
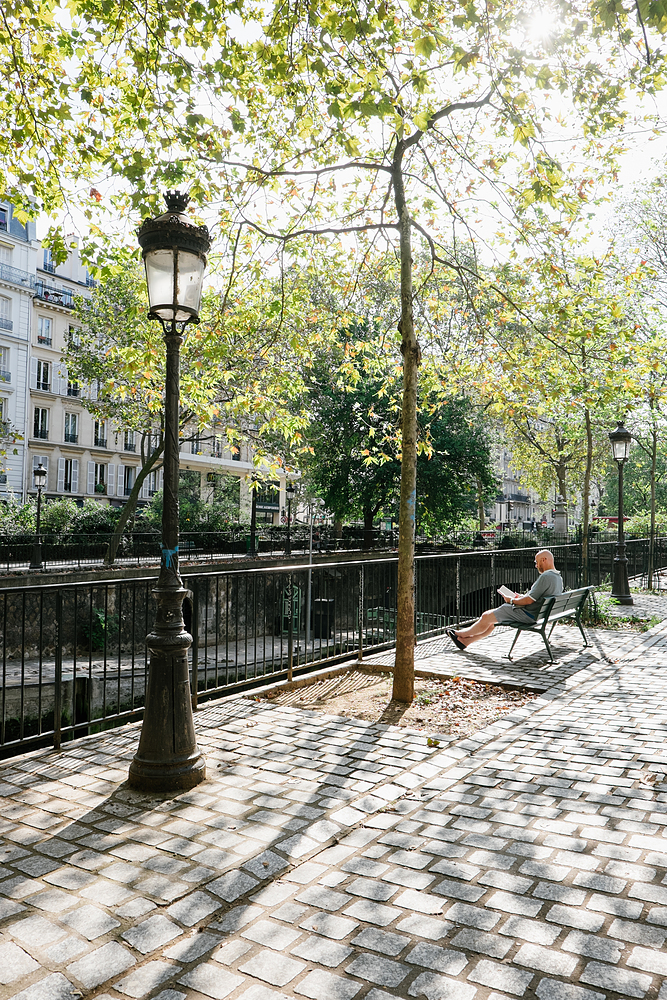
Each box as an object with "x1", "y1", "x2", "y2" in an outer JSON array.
[
  {"x1": 129, "y1": 190, "x2": 210, "y2": 792},
  {"x1": 249, "y1": 477, "x2": 258, "y2": 557},
  {"x1": 29, "y1": 462, "x2": 47, "y2": 571},
  {"x1": 285, "y1": 482, "x2": 295, "y2": 556},
  {"x1": 609, "y1": 420, "x2": 633, "y2": 606}
]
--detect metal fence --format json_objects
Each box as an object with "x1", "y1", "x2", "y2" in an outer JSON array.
[
  {"x1": 0, "y1": 537, "x2": 665, "y2": 758},
  {"x1": 0, "y1": 527, "x2": 629, "y2": 571}
]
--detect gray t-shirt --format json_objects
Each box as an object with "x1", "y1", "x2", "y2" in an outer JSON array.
[{"x1": 525, "y1": 569, "x2": 563, "y2": 619}]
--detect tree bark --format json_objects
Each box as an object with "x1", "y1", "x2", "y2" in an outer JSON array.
[
  {"x1": 649, "y1": 423, "x2": 657, "y2": 589},
  {"x1": 477, "y1": 477, "x2": 486, "y2": 531},
  {"x1": 392, "y1": 139, "x2": 418, "y2": 705},
  {"x1": 582, "y1": 407, "x2": 593, "y2": 585},
  {"x1": 104, "y1": 442, "x2": 164, "y2": 565},
  {"x1": 363, "y1": 507, "x2": 375, "y2": 550}
]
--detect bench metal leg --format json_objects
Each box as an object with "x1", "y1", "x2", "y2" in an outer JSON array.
[
  {"x1": 575, "y1": 611, "x2": 589, "y2": 648},
  {"x1": 541, "y1": 627, "x2": 554, "y2": 663},
  {"x1": 507, "y1": 629, "x2": 522, "y2": 662}
]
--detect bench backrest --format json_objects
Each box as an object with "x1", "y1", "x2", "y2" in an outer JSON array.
[{"x1": 534, "y1": 586, "x2": 595, "y2": 623}]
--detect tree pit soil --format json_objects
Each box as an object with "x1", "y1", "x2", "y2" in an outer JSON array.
[{"x1": 249, "y1": 670, "x2": 538, "y2": 739}]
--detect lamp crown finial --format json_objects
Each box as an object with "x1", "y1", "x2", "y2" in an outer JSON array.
[{"x1": 164, "y1": 190, "x2": 190, "y2": 213}]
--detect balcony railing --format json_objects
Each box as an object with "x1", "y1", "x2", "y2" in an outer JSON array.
[
  {"x1": 37, "y1": 335, "x2": 52, "y2": 346},
  {"x1": 0, "y1": 263, "x2": 34, "y2": 290},
  {"x1": 0, "y1": 370, "x2": 10, "y2": 383},
  {"x1": 67, "y1": 385, "x2": 80, "y2": 397},
  {"x1": 34, "y1": 281, "x2": 74, "y2": 308},
  {"x1": 42, "y1": 262, "x2": 56, "y2": 274},
  {"x1": 124, "y1": 442, "x2": 136, "y2": 452},
  {"x1": 36, "y1": 380, "x2": 50, "y2": 391},
  {"x1": 95, "y1": 482, "x2": 107, "y2": 494},
  {"x1": 64, "y1": 432, "x2": 78, "y2": 444},
  {"x1": 33, "y1": 429, "x2": 48, "y2": 440},
  {"x1": 94, "y1": 437, "x2": 107, "y2": 449},
  {"x1": 0, "y1": 318, "x2": 12, "y2": 333},
  {"x1": 124, "y1": 485, "x2": 133, "y2": 495}
]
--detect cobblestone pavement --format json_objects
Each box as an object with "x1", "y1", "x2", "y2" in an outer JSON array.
[{"x1": 2, "y1": 623, "x2": 667, "y2": 999}]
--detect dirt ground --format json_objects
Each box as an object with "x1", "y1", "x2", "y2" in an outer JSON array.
[{"x1": 249, "y1": 670, "x2": 538, "y2": 740}]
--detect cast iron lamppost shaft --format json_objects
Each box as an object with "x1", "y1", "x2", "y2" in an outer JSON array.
[
  {"x1": 609, "y1": 420, "x2": 633, "y2": 606},
  {"x1": 29, "y1": 462, "x2": 47, "y2": 571},
  {"x1": 285, "y1": 482, "x2": 295, "y2": 556},
  {"x1": 129, "y1": 190, "x2": 210, "y2": 792}
]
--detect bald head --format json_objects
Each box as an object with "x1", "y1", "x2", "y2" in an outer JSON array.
[{"x1": 535, "y1": 549, "x2": 555, "y2": 573}]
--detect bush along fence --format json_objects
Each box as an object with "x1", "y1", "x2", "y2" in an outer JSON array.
[
  {"x1": 0, "y1": 537, "x2": 665, "y2": 759},
  {"x1": 0, "y1": 525, "x2": 640, "y2": 571}
]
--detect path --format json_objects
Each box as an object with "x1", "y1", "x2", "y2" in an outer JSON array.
[{"x1": 0, "y1": 615, "x2": 667, "y2": 999}]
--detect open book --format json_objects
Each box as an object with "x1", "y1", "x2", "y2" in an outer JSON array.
[{"x1": 497, "y1": 585, "x2": 516, "y2": 601}]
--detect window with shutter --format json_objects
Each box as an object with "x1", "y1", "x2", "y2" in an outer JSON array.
[
  {"x1": 107, "y1": 463, "x2": 115, "y2": 496},
  {"x1": 87, "y1": 461, "x2": 95, "y2": 494},
  {"x1": 57, "y1": 458, "x2": 65, "y2": 492}
]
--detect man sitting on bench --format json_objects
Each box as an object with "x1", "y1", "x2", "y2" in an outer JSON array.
[{"x1": 447, "y1": 549, "x2": 563, "y2": 650}]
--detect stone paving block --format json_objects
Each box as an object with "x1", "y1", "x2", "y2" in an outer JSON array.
[
  {"x1": 407, "y1": 972, "x2": 477, "y2": 1000},
  {"x1": 4, "y1": 972, "x2": 82, "y2": 1000},
  {"x1": 44, "y1": 936, "x2": 87, "y2": 963},
  {"x1": 406, "y1": 942, "x2": 468, "y2": 975},
  {"x1": 243, "y1": 850, "x2": 289, "y2": 879},
  {"x1": 648, "y1": 906, "x2": 667, "y2": 925},
  {"x1": 28, "y1": 888, "x2": 78, "y2": 912},
  {"x1": 513, "y1": 942, "x2": 578, "y2": 976},
  {"x1": 561, "y1": 930, "x2": 622, "y2": 963},
  {"x1": 238, "y1": 950, "x2": 306, "y2": 987},
  {"x1": 431, "y1": 879, "x2": 486, "y2": 903},
  {"x1": 80, "y1": 879, "x2": 134, "y2": 905},
  {"x1": 0, "y1": 941, "x2": 40, "y2": 983},
  {"x1": 394, "y1": 888, "x2": 445, "y2": 914},
  {"x1": 535, "y1": 980, "x2": 605, "y2": 1000},
  {"x1": 243, "y1": 918, "x2": 301, "y2": 950},
  {"x1": 351, "y1": 926, "x2": 410, "y2": 956},
  {"x1": 446, "y1": 901, "x2": 499, "y2": 930},
  {"x1": 166, "y1": 890, "x2": 220, "y2": 926},
  {"x1": 295, "y1": 969, "x2": 362, "y2": 1000},
  {"x1": 345, "y1": 953, "x2": 409, "y2": 986},
  {"x1": 211, "y1": 939, "x2": 252, "y2": 965},
  {"x1": 300, "y1": 911, "x2": 359, "y2": 939},
  {"x1": 347, "y1": 877, "x2": 397, "y2": 901},
  {"x1": 627, "y1": 944, "x2": 667, "y2": 974},
  {"x1": 114, "y1": 960, "x2": 178, "y2": 998},
  {"x1": 485, "y1": 892, "x2": 542, "y2": 917},
  {"x1": 296, "y1": 885, "x2": 351, "y2": 910},
  {"x1": 579, "y1": 961, "x2": 652, "y2": 998},
  {"x1": 121, "y1": 914, "x2": 182, "y2": 954},
  {"x1": 209, "y1": 870, "x2": 259, "y2": 902},
  {"x1": 164, "y1": 931, "x2": 222, "y2": 963},
  {"x1": 545, "y1": 905, "x2": 604, "y2": 932},
  {"x1": 8, "y1": 914, "x2": 66, "y2": 948},
  {"x1": 451, "y1": 928, "x2": 513, "y2": 958},
  {"x1": 291, "y1": 934, "x2": 353, "y2": 967},
  {"x1": 62, "y1": 903, "x2": 120, "y2": 940},
  {"x1": 498, "y1": 917, "x2": 560, "y2": 945},
  {"x1": 467, "y1": 957, "x2": 534, "y2": 995},
  {"x1": 67, "y1": 941, "x2": 135, "y2": 989},
  {"x1": 178, "y1": 962, "x2": 245, "y2": 999},
  {"x1": 586, "y1": 893, "x2": 643, "y2": 918}
]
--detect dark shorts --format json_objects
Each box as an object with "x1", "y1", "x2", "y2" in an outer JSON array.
[{"x1": 493, "y1": 604, "x2": 536, "y2": 625}]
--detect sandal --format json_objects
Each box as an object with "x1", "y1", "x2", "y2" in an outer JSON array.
[{"x1": 446, "y1": 628, "x2": 466, "y2": 652}]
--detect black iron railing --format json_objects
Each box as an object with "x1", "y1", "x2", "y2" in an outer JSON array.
[{"x1": 1, "y1": 538, "x2": 666, "y2": 758}]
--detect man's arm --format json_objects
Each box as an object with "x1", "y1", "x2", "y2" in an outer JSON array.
[{"x1": 503, "y1": 592, "x2": 535, "y2": 607}]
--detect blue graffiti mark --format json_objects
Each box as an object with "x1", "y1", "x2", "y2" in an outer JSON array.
[
  {"x1": 407, "y1": 488, "x2": 416, "y2": 520},
  {"x1": 161, "y1": 545, "x2": 179, "y2": 568}
]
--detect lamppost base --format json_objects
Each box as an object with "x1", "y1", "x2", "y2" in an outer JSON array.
[
  {"x1": 611, "y1": 592, "x2": 634, "y2": 606},
  {"x1": 128, "y1": 751, "x2": 206, "y2": 792},
  {"x1": 128, "y1": 587, "x2": 206, "y2": 793}
]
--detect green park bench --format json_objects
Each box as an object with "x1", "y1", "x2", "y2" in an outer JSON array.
[{"x1": 497, "y1": 585, "x2": 596, "y2": 663}]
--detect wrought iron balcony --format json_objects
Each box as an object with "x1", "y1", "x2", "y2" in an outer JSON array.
[
  {"x1": 0, "y1": 263, "x2": 34, "y2": 290},
  {"x1": 33, "y1": 429, "x2": 48, "y2": 440},
  {"x1": 0, "y1": 370, "x2": 10, "y2": 383},
  {"x1": 37, "y1": 335, "x2": 52, "y2": 346},
  {"x1": 94, "y1": 437, "x2": 107, "y2": 449},
  {"x1": 0, "y1": 318, "x2": 12, "y2": 332},
  {"x1": 64, "y1": 432, "x2": 78, "y2": 444},
  {"x1": 34, "y1": 281, "x2": 74, "y2": 308}
]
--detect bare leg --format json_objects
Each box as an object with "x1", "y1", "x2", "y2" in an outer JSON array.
[{"x1": 455, "y1": 610, "x2": 496, "y2": 647}]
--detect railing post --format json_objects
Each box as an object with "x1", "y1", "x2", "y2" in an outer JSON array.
[
  {"x1": 191, "y1": 578, "x2": 199, "y2": 710},
  {"x1": 54, "y1": 590, "x2": 62, "y2": 752},
  {"x1": 358, "y1": 565, "x2": 364, "y2": 663},
  {"x1": 456, "y1": 556, "x2": 461, "y2": 625},
  {"x1": 286, "y1": 573, "x2": 293, "y2": 682}
]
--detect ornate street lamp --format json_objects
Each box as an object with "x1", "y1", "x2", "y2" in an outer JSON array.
[
  {"x1": 285, "y1": 482, "x2": 295, "y2": 556},
  {"x1": 29, "y1": 462, "x2": 47, "y2": 571},
  {"x1": 128, "y1": 190, "x2": 210, "y2": 791},
  {"x1": 609, "y1": 420, "x2": 633, "y2": 606}
]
